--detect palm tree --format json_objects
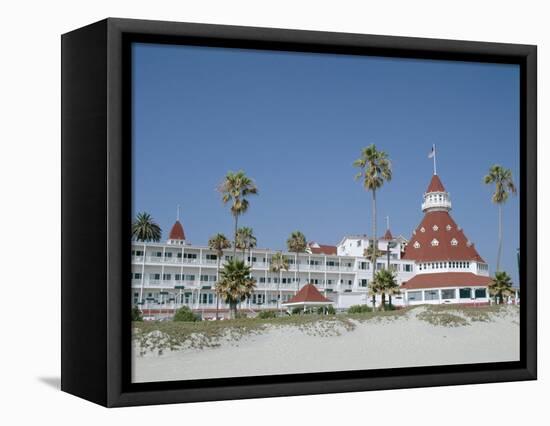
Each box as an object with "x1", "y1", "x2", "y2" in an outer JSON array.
[
  {"x1": 354, "y1": 144, "x2": 392, "y2": 286},
  {"x1": 208, "y1": 233, "x2": 231, "y2": 320},
  {"x1": 286, "y1": 231, "x2": 307, "y2": 293},
  {"x1": 489, "y1": 271, "x2": 514, "y2": 305},
  {"x1": 373, "y1": 269, "x2": 399, "y2": 307},
  {"x1": 235, "y1": 227, "x2": 257, "y2": 263},
  {"x1": 270, "y1": 252, "x2": 289, "y2": 313},
  {"x1": 367, "y1": 278, "x2": 381, "y2": 309},
  {"x1": 132, "y1": 212, "x2": 161, "y2": 242},
  {"x1": 216, "y1": 259, "x2": 256, "y2": 319},
  {"x1": 484, "y1": 165, "x2": 517, "y2": 271},
  {"x1": 217, "y1": 170, "x2": 258, "y2": 257}
]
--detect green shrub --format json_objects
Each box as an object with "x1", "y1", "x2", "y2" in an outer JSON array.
[
  {"x1": 131, "y1": 306, "x2": 143, "y2": 322},
  {"x1": 258, "y1": 310, "x2": 277, "y2": 319},
  {"x1": 173, "y1": 306, "x2": 198, "y2": 322},
  {"x1": 348, "y1": 304, "x2": 373, "y2": 314},
  {"x1": 316, "y1": 305, "x2": 336, "y2": 315},
  {"x1": 234, "y1": 311, "x2": 249, "y2": 319},
  {"x1": 291, "y1": 307, "x2": 303, "y2": 315},
  {"x1": 380, "y1": 304, "x2": 397, "y2": 311}
]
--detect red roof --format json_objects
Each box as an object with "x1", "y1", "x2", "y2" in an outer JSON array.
[
  {"x1": 401, "y1": 272, "x2": 491, "y2": 289},
  {"x1": 426, "y1": 174, "x2": 446, "y2": 193},
  {"x1": 381, "y1": 229, "x2": 394, "y2": 240},
  {"x1": 284, "y1": 284, "x2": 332, "y2": 304},
  {"x1": 168, "y1": 220, "x2": 186, "y2": 240},
  {"x1": 402, "y1": 210, "x2": 484, "y2": 262},
  {"x1": 308, "y1": 243, "x2": 337, "y2": 255}
]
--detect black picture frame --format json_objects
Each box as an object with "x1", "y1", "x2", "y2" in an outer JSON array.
[{"x1": 61, "y1": 17, "x2": 537, "y2": 407}]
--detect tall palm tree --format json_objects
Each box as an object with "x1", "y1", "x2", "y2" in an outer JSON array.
[
  {"x1": 217, "y1": 170, "x2": 258, "y2": 257},
  {"x1": 373, "y1": 269, "x2": 399, "y2": 307},
  {"x1": 484, "y1": 165, "x2": 517, "y2": 272},
  {"x1": 235, "y1": 227, "x2": 257, "y2": 263},
  {"x1": 354, "y1": 144, "x2": 392, "y2": 286},
  {"x1": 286, "y1": 231, "x2": 307, "y2": 293},
  {"x1": 208, "y1": 233, "x2": 231, "y2": 320},
  {"x1": 270, "y1": 252, "x2": 289, "y2": 313},
  {"x1": 132, "y1": 212, "x2": 162, "y2": 242},
  {"x1": 489, "y1": 271, "x2": 514, "y2": 305},
  {"x1": 216, "y1": 259, "x2": 256, "y2": 319}
]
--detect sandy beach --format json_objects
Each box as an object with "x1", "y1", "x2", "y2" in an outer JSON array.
[{"x1": 132, "y1": 306, "x2": 519, "y2": 383}]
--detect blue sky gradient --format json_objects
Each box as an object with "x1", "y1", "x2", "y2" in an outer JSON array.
[{"x1": 132, "y1": 43, "x2": 520, "y2": 284}]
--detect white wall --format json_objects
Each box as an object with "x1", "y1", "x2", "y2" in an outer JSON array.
[{"x1": 1, "y1": 1, "x2": 546, "y2": 425}]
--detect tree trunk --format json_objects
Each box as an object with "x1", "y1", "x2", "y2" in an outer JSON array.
[
  {"x1": 496, "y1": 204, "x2": 503, "y2": 272},
  {"x1": 233, "y1": 214, "x2": 239, "y2": 257},
  {"x1": 381, "y1": 293, "x2": 386, "y2": 307},
  {"x1": 372, "y1": 189, "x2": 377, "y2": 285},
  {"x1": 389, "y1": 294, "x2": 392, "y2": 306},
  {"x1": 278, "y1": 270, "x2": 282, "y2": 315},
  {"x1": 295, "y1": 252, "x2": 299, "y2": 295},
  {"x1": 230, "y1": 301, "x2": 237, "y2": 319},
  {"x1": 215, "y1": 258, "x2": 220, "y2": 320}
]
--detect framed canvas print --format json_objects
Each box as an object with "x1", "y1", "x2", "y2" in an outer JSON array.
[{"x1": 61, "y1": 18, "x2": 537, "y2": 407}]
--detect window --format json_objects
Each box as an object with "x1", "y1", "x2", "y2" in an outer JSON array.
[
  {"x1": 132, "y1": 272, "x2": 142, "y2": 280},
  {"x1": 360, "y1": 279, "x2": 368, "y2": 287},
  {"x1": 413, "y1": 241, "x2": 420, "y2": 248},
  {"x1": 441, "y1": 289, "x2": 456, "y2": 299},
  {"x1": 185, "y1": 274, "x2": 195, "y2": 281},
  {"x1": 408, "y1": 291, "x2": 422, "y2": 301},
  {"x1": 155, "y1": 252, "x2": 162, "y2": 257},
  {"x1": 149, "y1": 273, "x2": 160, "y2": 280},
  {"x1": 424, "y1": 290, "x2": 439, "y2": 300},
  {"x1": 431, "y1": 238, "x2": 439, "y2": 246},
  {"x1": 164, "y1": 252, "x2": 173, "y2": 257},
  {"x1": 459, "y1": 288, "x2": 472, "y2": 299},
  {"x1": 184, "y1": 253, "x2": 197, "y2": 259},
  {"x1": 420, "y1": 227, "x2": 425, "y2": 233},
  {"x1": 356, "y1": 240, "x2": 362, "y2": 247},
  {"x1": 175, "y1": 274, "x2": 182, "y2": 281},
  {"x1": 205, "y1": 254, "x2": 217, "y2": 260},
  {"x1": 446, "y1": 224, "x2": 452, "y2": 231},
  {"x1": 451, "y1": 238, "x2": 458, "y2": 246},
  {"x1": 474, "y1": 288, "x2": 487, "y2": 298},
  {"x1": 177, "y1": 252, "x2": 183, "y2": 258},
  {"x1": 162, "y1": 273, "x2": 171, "y2": 281},
  {"x1": 259, "y1": 277, "x2": 266, "y2": 283},
  {"x1": 433, "y1": 225, "x2": 439, "y2": 231}
]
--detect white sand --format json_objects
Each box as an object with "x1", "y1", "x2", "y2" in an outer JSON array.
[{"x1": 132, "y1": 307, "x2": 520, "y2": 383}]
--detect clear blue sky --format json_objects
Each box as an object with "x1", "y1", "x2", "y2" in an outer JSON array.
[{"x1": 132, "y1": 43, "x2": 520, "y2": 284}]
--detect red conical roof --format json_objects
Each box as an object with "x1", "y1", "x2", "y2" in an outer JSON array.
[
  {"x1": 381, "y1": 229, "x2": 394, "y2": 240},
  {"x1": 284, "y1": 284, "x2": 332, "y2": 304},
  {"x1": 168, "y1": 220, "x2": 186, "y2": 240},
  {"x1": 402, "y1": 210, "x2": 484, "y2": 262},
  {"x1": 426, "y1": 174, "x2": 446, "y2": 193}
]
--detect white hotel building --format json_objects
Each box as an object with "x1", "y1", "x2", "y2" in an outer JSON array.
[{"x1": 132, "y1": 174, "x2": 491, "y2": 318}]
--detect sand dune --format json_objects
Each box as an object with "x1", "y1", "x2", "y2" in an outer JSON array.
[{"x1": 132, "y1": 306, "x2": 519, "y2": 383}]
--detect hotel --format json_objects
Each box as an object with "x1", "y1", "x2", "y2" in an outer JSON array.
[{"x1": 132, "y1": 173, "x2": 492, "y2": 318}]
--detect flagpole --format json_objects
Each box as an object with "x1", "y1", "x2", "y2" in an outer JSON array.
[{"x1": 433, "y1": 144, "x2": 437, "y2": 175}]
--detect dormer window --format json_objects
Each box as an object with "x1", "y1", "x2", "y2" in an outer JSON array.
[
  {"x1": 451, "y1": 238, "x2": 458, "y2": 246},
  {"x1": 431, "y1": 238, "x2": 439, "y2": 246},
  {"x1": 420, "y1": 227, "x2": 425, "y2": 233},
  {"x1": 446, "y1": 225, "x2": 452, "y2": 231},
  {"x1": 413, "y1": 241, "x2": 420, "y2": 249},
  {"x1": 433, "y1": 225, "x2": 439, "y2": 231}
]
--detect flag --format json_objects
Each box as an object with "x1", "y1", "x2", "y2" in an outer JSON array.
[{"x1": 428, "y1": 145, "x2": 435, "y2": 158}]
